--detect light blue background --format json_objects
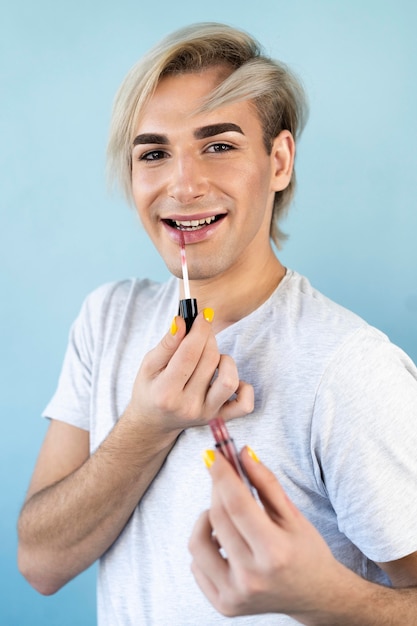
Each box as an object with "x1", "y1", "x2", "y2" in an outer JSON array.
[{"x1": 1, "y1": 1, "x2": 416, "y2": 624}]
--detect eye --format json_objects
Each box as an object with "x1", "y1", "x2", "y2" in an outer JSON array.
[
  {"x1": 139, "y1": 149, "x2": 169, "y2": 161},
  {"x1": 206, "y1": 142, "x2": 235, "y2": 153}
]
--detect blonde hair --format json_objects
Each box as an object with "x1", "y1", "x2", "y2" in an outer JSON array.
[{"x1": 107, "y1": 22, "x2": 308, "y2": 246}]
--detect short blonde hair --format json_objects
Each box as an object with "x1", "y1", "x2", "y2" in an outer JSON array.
[{"x1": 107, "y1": 22, "x2": 308, "y2": 246}]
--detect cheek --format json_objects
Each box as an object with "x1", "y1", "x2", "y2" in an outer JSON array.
[
  {"x1": 235, "y1": 156, "x2": 271, "y2": 190},
  {"x1": 131, "y1": 177, "x2": 158, "y2": 221},
  {"x1": 241, "y1": 168, "x2": 273, "y2": 211},
  {"x1": 132, "y1": 174, "x2": 148, "y2": 199},
  {"x1": 131, "y1": 164, "x2": 160, "y2": 196},
  {"x1": 213, "y1": 165, "x2": 266, "y2": 207}
]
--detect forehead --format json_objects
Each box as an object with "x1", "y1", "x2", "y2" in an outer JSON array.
[{"x1": 135, "y1": 66, "x2": 260, "y2": 135}]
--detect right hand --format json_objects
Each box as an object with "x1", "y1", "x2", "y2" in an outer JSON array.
[{"x1": 128, "y1": 310, "x2": 254, "y2": 434}]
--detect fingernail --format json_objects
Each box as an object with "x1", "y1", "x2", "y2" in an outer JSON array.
[
  {"x1": 203, "y1": 307, "x2": 214, "y2": 323},
  {"x1": 202, "y1": 449, "x2": 216, "y2": 468},
  {"x1": 246, "y1": 446, "x2": 260, "y2": 463},
  {"x1": 170, "y1": 316, "x2": 178, "y2": 335}
]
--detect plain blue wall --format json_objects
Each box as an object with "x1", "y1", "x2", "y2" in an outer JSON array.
[{"x1": 1, "y1": 1, "x2": 416, "y2": 624}]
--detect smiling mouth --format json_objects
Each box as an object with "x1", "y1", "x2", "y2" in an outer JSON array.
[{"x1": 165, "y1": 215, "x2": 225, "y2": 231}]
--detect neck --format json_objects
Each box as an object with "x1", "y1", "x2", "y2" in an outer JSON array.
[{"x1": 180, "y1": 248, "x2": 286, "y2": 333}]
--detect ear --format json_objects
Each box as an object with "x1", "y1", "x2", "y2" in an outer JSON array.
[{"x1": 269, "y1": 130, "x2": 295, "y2": 192}]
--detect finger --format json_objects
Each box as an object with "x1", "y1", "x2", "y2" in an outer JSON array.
[
  {"x1": 165, "y1": 313, "x2": 215, "y2": 389},
  {"x1": 191, "y1": 564, "x2": 221, "y2": 613},
  {"x1": 189, "y1": 510, "x2": 228, "y2": 596},
  {"x1": 182, "y1": 332, "x2": 221, "y2": 402},
  {"x1": 207, "y1": 451, "x2": 267, "y2": 555},
  {"x1": 217, "y1": 378, "x2": 255, "y2": 421},
  {"x1": 240, "y1": 446, "x2": 300, "y2": 526},
  {"x1": 209, "y1": 473, "x2": 254, "y2": 564},
  {"x1": 140, "y1": 315, "x2": 187, "y2": 377},
  {"x1": 203, "y1": 354, "x2": 240, "y2": 416},
  {"x1": 189, "y1": 509, "x2": 223, "y2": 561}
]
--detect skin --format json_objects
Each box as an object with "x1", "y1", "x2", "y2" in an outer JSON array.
[{"x1": 18, "y1": 65, "x2": 417, "y2": 622}]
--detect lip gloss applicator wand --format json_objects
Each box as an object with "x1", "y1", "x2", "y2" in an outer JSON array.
[{"x1": 178, "y1": 230, "x2": 198, "y2": 333}]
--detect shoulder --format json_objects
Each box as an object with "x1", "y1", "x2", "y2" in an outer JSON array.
[
  {"x1": 278, "y1": 270, "x2": 417, "y2": 387},
  {"x1": 271, "y1": 270, "x2": 370, "y2": 366},
  {"x1": 80, "y1": 276, "x2": 176, "y2": 318},
  {"x1": 82, "y1": 277, "x2": 167, "y2": 310},
  {"x1": 281, "y1": 270, "x2": 366, "y2": 332},
  {"x1": 319, "y1": 323, "x2": 417, "y2": 404},
  {"x1": 72, "y1": 277, "x2": 177, "y2": 342}
]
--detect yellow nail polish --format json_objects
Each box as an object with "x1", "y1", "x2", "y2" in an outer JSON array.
[
  {"x1": 203, "y1": 307, "x2": 214, "y2": 323},
  {"x1": 246, "y1": 446, "x2": 260, "y2": 463},
  {"x1": 170, "y1": 316, "x2": 178, "y2": 335},
  {"x1": 203, "y1": 449, "x2": 216, "y2": 468}
]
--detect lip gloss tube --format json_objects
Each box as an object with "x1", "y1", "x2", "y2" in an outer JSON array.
[
  {"x1": 209, "y1": 417, "x2": 253, "y2": 492},
  {"x1": 178, "y1": 297, "x2": 198, "y2": 333}
]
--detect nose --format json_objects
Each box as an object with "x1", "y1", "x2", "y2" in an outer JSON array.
[{"x1": 167, "y1": 154, "x2": 208, "y2": 204}]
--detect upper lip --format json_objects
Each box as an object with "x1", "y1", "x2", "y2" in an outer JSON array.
[{"x1": 162, "y1": 211, "x2": 225, "y2": 222}]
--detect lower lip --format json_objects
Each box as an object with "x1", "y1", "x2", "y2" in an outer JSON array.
[{"x1": 162, "y1": 218, "x2": 225, "y2": 245}]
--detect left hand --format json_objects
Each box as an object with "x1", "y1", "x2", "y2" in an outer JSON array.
[{"x1": 189, "y1": 447, "x2": 347, "y2": 622}]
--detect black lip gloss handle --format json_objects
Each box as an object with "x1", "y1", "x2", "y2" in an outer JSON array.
[{"x1": 178, "y1": 298, "x2": 198, "y2": 334}]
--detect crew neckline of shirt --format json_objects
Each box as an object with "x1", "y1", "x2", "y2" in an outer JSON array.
[{"x1": 213, "y1": 267, "x2": 295, "y2": 338}]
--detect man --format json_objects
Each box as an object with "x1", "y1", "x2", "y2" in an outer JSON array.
[{"x1": 18, "y1": 22, "x2": 417, "y2": 625}]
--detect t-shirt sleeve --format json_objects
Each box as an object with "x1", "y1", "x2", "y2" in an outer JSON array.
[
  {"x1": 312, "y1": 326, "x2": 417, "y2": 563},
  {"x1": 42, "y1": 286, "x2": 107, "y2": 431}
]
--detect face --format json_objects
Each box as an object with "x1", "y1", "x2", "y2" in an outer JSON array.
[{"x1": 131, "y1": 66, "x2": 292, "y2": 282}]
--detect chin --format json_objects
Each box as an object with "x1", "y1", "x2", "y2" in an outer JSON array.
[{"x1": 163, "y1": 258, "x2": 182, "y2": 280}]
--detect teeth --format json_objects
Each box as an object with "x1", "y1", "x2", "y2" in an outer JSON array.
[{"x1": 174, "y1": 216, "x2": 216, "y2": 229}]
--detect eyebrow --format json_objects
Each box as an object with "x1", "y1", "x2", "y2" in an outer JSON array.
[
  {"x1": 193, "y1": 123, "x2": 244, "y2": 140},
  {"x1": 132, "y1": 123, "x2": 244, "y2": 147},
  {"x1": 133, "y1": 133, "x2": 168, "y2": 146}
]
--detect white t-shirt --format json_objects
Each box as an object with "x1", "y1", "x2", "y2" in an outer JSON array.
[{"x1": 44, "y1": 270, "x2": 417, "y2": 625}]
